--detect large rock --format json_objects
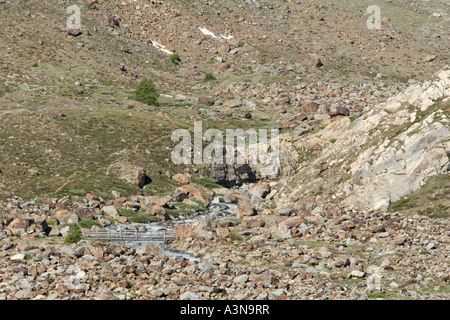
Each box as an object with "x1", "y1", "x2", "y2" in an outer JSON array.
[
  {"x1": 7, "y1": 218, "x2": 29, "y2": 236},
  {"x1": 175, "y1": 183, "x2": 214, "y2": 205},
  {"x1": 102, "y1": 205, "x2": 119, "y2": 217},
  {"x1": 237, "y1": 198, "x2": 257, "y2": 217},
  {"x1": 172, "y1": 173, "x2": 189, "y2": 185},
  {"x1": 107, "y1": 162, "x2": 149, "y2": 188},
  {"x1": 249, "y1": 182, "x2": 271, "y2": 199},
  {"x1": 52, "y1": 209, "x2": 79, "y2": 224},
  {"x1": 210, "y1": 163, "x2": 258, "y2": 188},
  {"x1": 300, "y1": 102, "x2": 319, "y2": 113},
  {"x1": 198, "y1": 97, "x2": 215, "y2": 106},
  {"x1": 145, "y1": 205, "x2": 170, "y2": 220}
]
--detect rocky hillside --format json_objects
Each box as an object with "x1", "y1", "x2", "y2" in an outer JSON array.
[
  {"x1": 0, "y1": 0, "x2": 449, "y2": 301},
  {"x1": 274, "y1": 67, "x2": 450, "y2": 214}
]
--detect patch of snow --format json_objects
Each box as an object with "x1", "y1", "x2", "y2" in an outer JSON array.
[
  {"x1": 220, "y1": 34, "x2": 233, "y2": 40},
  {"x1": 199, "y1": 27, "x2": 218, "y2": 38},
  {"x1": 150, "y1": 40, "x2": 173, "y2": 55}
]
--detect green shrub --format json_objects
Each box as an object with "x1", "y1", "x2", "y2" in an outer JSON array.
[
  {"x1": 170, "y1": 53, "x2": 181, "y2": 64},
  {"x1": 64, "y1": 225, "x2": 82, "y2": 244},
  {"x1": 118, "y1": 209, "x2": 137, "y2": 217},
  {"x1": 119, "y1": 209, "x2": 161, "y2": 223},
  {"x1": 78, "y1": 219, "x2": 102, "y2": 229},
  {"x1": 134, "y1": 78, "x2": 159, "y2": 106},
  {"x1": 204, "y1": 73, "x2": 216, "y2": 81},
  {"x1": 192, "y1": 178, "x2": 221, "y2": 189}
]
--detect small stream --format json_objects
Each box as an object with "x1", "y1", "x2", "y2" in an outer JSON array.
[{"x1": 104, "y1": 197, "x2": 237, "y2": 261}]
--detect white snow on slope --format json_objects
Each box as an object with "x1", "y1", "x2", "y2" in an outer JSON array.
[
  {"x1": 151, "y1": 40, "x2": 173, "y2": 55},
  {"x1": 199, "y1": 27, "x2": 233, "y2": 40},
  {"x1": 199, "y1": 27, "x2": 218, "y2": 38},
  {"x1": 220, "y1": 34, "x2": 233, "y2": 40}
]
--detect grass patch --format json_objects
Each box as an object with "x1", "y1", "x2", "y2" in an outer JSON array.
[
  {"x1": 191, "y1": 178, "x2": 221, "y2": 189},
  {"x1": 119, "y1": 209, "x2": 161, "y2": 223},
  {"x1": 78, "y1": 219, "x2": 102, "y2": 229},
  {"x1": 388, "y1": 195, "x2": 418, "y2": 212},
  {"x1": 367, "y1": 292, "x2": 389, "y2": 299},
  {"x1": 166, "y1": 200, "x2": 206, "y2": 217},
  {"x1": 204, "y1": 73, "x2": 216, "y2": 81}
]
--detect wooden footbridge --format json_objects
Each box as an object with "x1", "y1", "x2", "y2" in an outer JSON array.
[{"x1": 81, "y1": 228, "x2": 179, "y2": 242}]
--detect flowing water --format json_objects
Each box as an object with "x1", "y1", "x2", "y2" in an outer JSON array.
[{"x1": 104, "y1": 197, "x2": 237, "y2": 261}]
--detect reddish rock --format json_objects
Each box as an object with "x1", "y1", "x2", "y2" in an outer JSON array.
[
  {"x1": 218, "y1": 44, "x2": 230, "y2": 54},
  {"x1": 282, "y1": 216, "x2": 306, "y2": 228},
  {"x1": 178, "y1": 183, "x2": 214, "y2": 205},
  {"x1": 300, "y1": 102, "x2": 320, "y2": 113},
  {"x1": 249, "y1": 182, "x2": 271, "y2": 199},
  {"x1": 223, "y1": 91, "x2": 235, "y2": 100},
  {"x1": 217, "y1": 62, "x2": 231, "y2": 69},
  {"x1": 96, "y1": 290, "x2": 116, "y2": 300},
  {"x1": 198, "y1": 97, "x2": 215, "y2": 106},
  {"x1": 113, "y1": 197, "x2": 127, "y2": 208},
  {"x1": 172, "y1": 173, "x2": 189, "y2": 185},
  {"x1": 68, "y1": 29, "x2": 82, "y2": 37},
  {"x1": 237, "y1": 198, "x2": 256, "y2": 217},
  {"x1": 142, "y1": 244, "x2": 161, "y2": 255},
  {"x1": 85, "y1": 194, "x2": 100, "y2": 201},
  {"x1": 330, "y1": 106, "x2": 350, "y2": 117}
]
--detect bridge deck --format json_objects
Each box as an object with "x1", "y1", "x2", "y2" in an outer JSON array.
[{"x1": 81, "y1": 229, "x2": 178, "y2": 242}]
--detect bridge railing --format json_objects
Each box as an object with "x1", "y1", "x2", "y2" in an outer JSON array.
[{"x1": 81, "y1": 228, "x2": 179, "y2": 242}]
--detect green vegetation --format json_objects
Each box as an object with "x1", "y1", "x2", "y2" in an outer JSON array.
[
  {"x1": 204, "y1": 73, "x2": 216, "y2": 81},
  {"x1": 367, "y1": 292, "x2": 389, "y2": 299},
  {"x1": 388, "y1": 175, "x2": 450, "y2": 217},
  {"x1": 166, "y1": 200, "x2": 206, "y2": 217},
  {"x1": 78, "y1": 219, "x2": 102, "y2": 229},
  {"x1": 170, "y1": 53, "x2": 181, "y2": 64},
  {"x1": 119, "y1": 209, "x2": 161, "y2": 223},
  {"x1": 134, "y1": 78, "x2": 159, "y2": 106},
  {"x1": 388, "y1": 195, "x2": 418, "y2": 212},
  {"x1": 64, "y1": 225, "x2": 82, "y2": 244},
  {"x1": 408, "y1": 129, "x2": 421, "y2": 136},
  {"x1": 192, "y1": 178, "x2": 221, "y2": 189},
  {"x1": 418, "y1": 204, "x2": 449, "y2": 219}
]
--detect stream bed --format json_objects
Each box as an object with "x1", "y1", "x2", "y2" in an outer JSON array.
[{"x1": 103, "y1": 197, "x2": 237, "y2": 261}]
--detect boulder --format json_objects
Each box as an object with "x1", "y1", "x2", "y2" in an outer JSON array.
[
  {"x1": 107, "y1": 162, "x2": 149, "y2": 188},
  {"x1": 7, "y1": 218, "x2": 29, "y2": 236},
  {"x1": 300, "y1": 102, "x2": 319, "y2": 113},
  {"x1": 217, "y1": 62, "x2": 231, "y2": 69},
  {"x1": 237, "y1": 198, "x2": 257, "y2": 217},
  {"x1": 172, "y1": 173, "x2": 189, "y2": 185},
  {"x1": 198, "y1": 97, "x2": 215, "y2": 106},
  {"x1": 249, "y1": 182, "x2": 271, "y2": 199},
  {"x1": 102, "y1": 205, "x2": 119, "y2": 217}
]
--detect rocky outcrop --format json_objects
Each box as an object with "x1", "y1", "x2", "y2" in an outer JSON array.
[{"x1": 276, "y1": 67, "x2": 450, "y2": 211}]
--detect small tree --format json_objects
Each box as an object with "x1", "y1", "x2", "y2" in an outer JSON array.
[
  {"x1": 134, "y1": 78, "x2": 159, "y2": 106},
  {"x1": 64, "y1": 225, "x2": 82, "y2": 244},
  {"x1": 170, "y1": 53, "x2": 181, "y2": 64},
  {"x1": 204, "y1": 73, "x2": 216, "y2": 81}
]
